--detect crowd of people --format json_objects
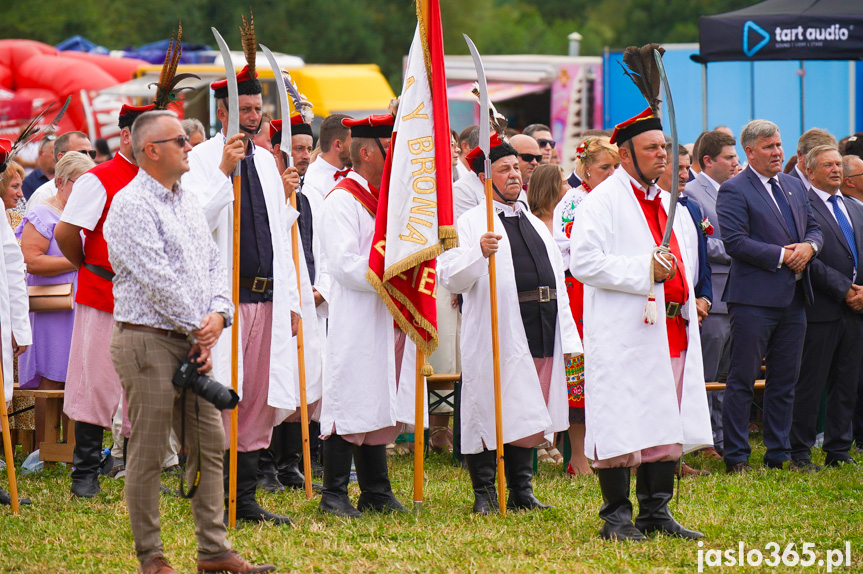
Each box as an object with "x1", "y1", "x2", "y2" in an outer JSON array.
[{"x1": 1, "y1": 37, "x2": 862, "y2": 573}]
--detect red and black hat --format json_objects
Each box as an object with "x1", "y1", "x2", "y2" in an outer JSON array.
[
  {"x1": 210, "y1": 65, "x2": 262, "y2": 100},
  {"x1": 269, "y1": 114, "x2": 313, "y2": 146},
  {"x1": 118, "y1": 103, "x2": 156, "y2": 130},
  {"x1": 0, "y1": 139, "x2": 12, "y2": 172},
  {"x1": 466, "y1": 133, "x2": 518, "y2": 175},
  {"x1": 342, "y1": 114, "x2": 394, "y2": 139},
  {"x1": 609, "y1": 106, "x2": 662, "y2": 146}
]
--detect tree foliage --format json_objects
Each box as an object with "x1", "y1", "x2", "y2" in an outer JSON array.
[{"x1": 1, "y1": 0, "x2": 758, "y2": 89}]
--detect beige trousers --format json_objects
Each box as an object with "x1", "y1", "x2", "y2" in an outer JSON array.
[{"x1": 110, "y1": 325, "x2": 231, "y2": 565}]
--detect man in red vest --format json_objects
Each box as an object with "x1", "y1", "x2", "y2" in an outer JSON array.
[{"x1": 55, "y1": 103, "x2": 149, "y2": 498}]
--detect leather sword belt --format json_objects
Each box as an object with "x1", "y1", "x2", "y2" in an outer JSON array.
[
  {"x1": 666, "y1": 301, "x2": 683, "y2": 318},
  {"x1": 117, "y1": 322, "x2": 188, "y2": 340},
  {"x1": 518, "y1": 286, "x2": 556, "y2": 303},
  {"x1": 239, "y1": 276, "x2": 274, "y2": 293}
]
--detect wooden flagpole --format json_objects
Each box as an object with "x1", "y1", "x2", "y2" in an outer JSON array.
[
  {"x1": 1, "y1": 368, "x2": 20, "y2": 514},
  {"x1": 411, "y1": 0, "x2": 432, "y2": 517},
  {"x1": 484, "y1": 175, "x2": 506, "y2": 516},
  {"x1": 228, "y1": 173, "x2": 241, "y2": 529},
  {"x1": 412, "y1": 350, "x2": 425, "y2": 513},
  {"x1": 289, "y1": 192, "x2": 314, "y2": 499}
]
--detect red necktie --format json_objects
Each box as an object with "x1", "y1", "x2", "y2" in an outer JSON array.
[{"x1": 334, "y1": 168, "x2": 351, "y2": 181}]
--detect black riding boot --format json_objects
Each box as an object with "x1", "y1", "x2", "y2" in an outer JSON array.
[
  {"x1": 354, "y1": 444, "x2": 408, "y2": 513},
  {"x1": 257, "y1": 431, "x2": 285, "y2": 493},
  {"x1": 634, "y1": 461, "x2": 703, "y2": 539},
  {"x1": 279, "y1": 422, "x2": 322, "y2": 490},
  {"x1": 503, "y1": 444, "x2": 551, "y2": 510},
  {"x1": 226, "y1": 450, "x2": 293, "y2": 526},
  {"x1": 465, "y1": 449, "x2": 499, "y2": 515},
  {"x1": 70, "y1": 422, "x2": 104, "y2": 498},
  {"x1": 0, "y1": 488, "x2": 31, "y2": 506},
  {"x1": 596, "y1": 467, "x2": 645, "y2": 541},
  {"x1": 318, "y1": 434, "x2": 360, "y2": 517},
  {"x1": 309, "y1": 421, "x2": 324, "y2": 479}
]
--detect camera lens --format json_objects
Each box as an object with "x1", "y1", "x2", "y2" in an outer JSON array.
[{"x1": 192, "y1": 375, "x2": 239, "y2": 410}]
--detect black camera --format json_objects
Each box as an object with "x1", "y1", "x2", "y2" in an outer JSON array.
[{"x1": 172, "y1": 355, "x2": 239, "y2": 410}]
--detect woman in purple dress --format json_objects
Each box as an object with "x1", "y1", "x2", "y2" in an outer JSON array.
[{"x1": 16, "y1": 152, "x2": 94, "y2": 447}]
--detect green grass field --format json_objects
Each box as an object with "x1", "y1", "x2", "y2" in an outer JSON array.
[{"x1": 1, "y1": 444, "x2": 861, "y2": 573}]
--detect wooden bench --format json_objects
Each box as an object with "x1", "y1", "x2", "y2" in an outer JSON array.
[
  {"x1": 706, "y1": 380, "x2": 766, "y2": 392},
  {"x1": 425, "y1": 373, "x2": 461, "y2": 464},
  {"x1": 10, "y1": 385, "x2": 74, "y2": 465}
]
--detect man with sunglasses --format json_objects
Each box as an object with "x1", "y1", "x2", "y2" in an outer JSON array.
[
  {"x1": 182, "y1": 59, "x2": 301, "y2": 527},
  {"x1": 524, "y1": 124, "x2": 556, "y2": 165},
  {"x1": 26, "y1": 131, "x2": 95, "y2": 210},
  {"x1": 510, "y1": 134, "x2": 542, "y2": 189}
]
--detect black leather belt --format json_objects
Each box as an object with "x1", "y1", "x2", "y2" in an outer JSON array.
[
  {"x1": 84, "y1": 263, "x2": 115, "y2": 281},
  {"x1": 239, "y1": 277, "x2": 274, "y2": 293},
  {"x1": 518, "y1": 286, "x2": 556, "y2": 303},
  {"x1": 666, "y1": 301, "x2": 683, "y2": 318},
  {"x1": 117, "y1": 322, "x2": 187, "y2": 340}
]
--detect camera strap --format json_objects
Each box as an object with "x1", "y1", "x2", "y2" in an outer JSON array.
[{"x1": 178, "y1": 389, "x2": 203, "y2": 499}]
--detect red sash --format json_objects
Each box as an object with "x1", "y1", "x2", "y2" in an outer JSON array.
[
  {"x1": 76, "y1": 154, "x2": 139, "y2": 313},
  {"x1": 632, "y1": 184, "x2": 689, "y2": 357},
  {"x1": 330, "y1": 177, "x2": 378, "y2": 217}
]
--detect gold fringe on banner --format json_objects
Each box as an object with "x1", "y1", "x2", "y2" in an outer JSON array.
[
  {"x1": 366, "y1": 269, "x2": 440, "y2": 357},
  {"x1": 380, "y1": 242, "x2": 443, "y2": 284},
  {"x1": 439, "y1": 225, "x2": 459, "y2": 250},
  {"x1": 415, "y1": 1, "x2": 434, "y2": 91}
]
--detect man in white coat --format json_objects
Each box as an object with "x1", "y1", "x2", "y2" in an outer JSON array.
[
  {"x1": 257, "y1": 115, "x2": 326, "y2": 492},
  {"x1": 439, "y1": 137, "x2": 582, "y2": 515},
  {"x1": 318, "y1": 114, "x2": 418, "y2": 518},
  {"x1": 0, "y1": 147, "x2": 33, "y2": 507},
  {"x1": 569, "y1": 108, "x2": 712, "y2": 541},
  {"x1": 181, "y1": 64, "x2": 301, "y2": 526}
]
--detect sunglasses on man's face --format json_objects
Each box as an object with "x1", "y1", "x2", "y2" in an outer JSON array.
[
  {"x1": 76, "y1": 150, "x2": 97, "y2": 159},
  {"x1": 518, "y1": 153, "x2": 542, "y2": 163},
  {"x1": 536, "y1": 139, "x2": 556, "y2": 149}
]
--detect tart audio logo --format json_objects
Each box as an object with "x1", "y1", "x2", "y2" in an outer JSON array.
[{"x1": 743, "y1": 20, "x2": 853, "y2": 57}]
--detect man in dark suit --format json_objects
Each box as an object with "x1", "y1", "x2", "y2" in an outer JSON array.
[
  {"x1": 685, "y1": 130, "x2": 740, "y2": 457},
  {"x1": 791, "y1": 145, "x2": 863, "y2": 468},
  {"x1": 716, "y1": 119, "x2": 823, "y2": 473}
]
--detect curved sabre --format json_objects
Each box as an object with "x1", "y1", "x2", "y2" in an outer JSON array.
[
  {"x1": 463, "y1": 34, "x2": 490, "y2": 178},
  {"x1": 260, "y1": 44, "x2": 293, "y2": 168},
  {"x1": 211, "y1": 27, "x2": 240, "y2": 176},
  {"x1": 655, "y1": 48, "x2": 679, "y2": 249}
]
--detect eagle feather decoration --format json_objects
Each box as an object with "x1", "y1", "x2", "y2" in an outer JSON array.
[
  {"x1": 0, "y1": 96, "x2": 70, "y2": 174},
  {"x1": 470, "y1": 83, "x2": 508, "y2": 140},
  {"x1": 150, "y1": 25, "x2": 199, "y2": 110},
  {"x1": 240, "y1": 8, "x2": 256, "y2": 78},
  {"x1": 284, "y1": 70, "x2": 315, "y2": 124},
  {"x1": 619, "y1": 43, "x2": 665, "y2": 116}
]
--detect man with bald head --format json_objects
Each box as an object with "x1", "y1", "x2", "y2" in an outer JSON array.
[
  {"x1": 509, "y1": 134, "x2": 541, "y2": 189},
  {"x1": 27, "y1": 131, "x2": 94, "y2": 209},
  {"x1": 842, "y1": 154, "x2": 863, "y2": 206},
  {"x1": 570, "y1": 106, "x2": 711, "y2": 541}
]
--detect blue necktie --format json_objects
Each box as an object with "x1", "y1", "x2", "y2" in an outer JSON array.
[
  {"x1": 769, "y1": 178, "x2": 799, "y2": 243},
  {"x1": 828, "y1": 195, "x2": 858, "y2": 269}
]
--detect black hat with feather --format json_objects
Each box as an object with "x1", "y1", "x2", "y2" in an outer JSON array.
[
  {"x1": 121, "y1": 24, "x2": 199, "y2": 130},
  {"x1": 611, "y1": 44, "x2": 665, "y2": 146},
  {"x1": 211, "y1": 9, "x2": 262, "y2": 99}
]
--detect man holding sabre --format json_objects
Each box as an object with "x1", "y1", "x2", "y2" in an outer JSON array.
[
  {"x1": 183, "y1": 17, "x2": 300, "y2": 526},
  {"x1": 568, "y1": 45, "x2": 712, "y2": 541}
]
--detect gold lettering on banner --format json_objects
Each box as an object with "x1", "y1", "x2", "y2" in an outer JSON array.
[
  {"x1": 402, "y1": 102, "x2": 429, "y2": 122},
  {"x1": 404, "y1": 76, "x2": 415, "y2": 90},
  {"x1": 418, "y1": 267, "x2": 436, "y2": 297},
  {"x1": 374, "y1": 239, "x2": 386, "y2": 257},
  {"x1": 399, "y1": 223, "x2": 428, "y2": 245},
  {"x1": 410, "y1": 157, "x2": 435, "y2": 176},
  {"x1": 412, "y1": 176, "x2": 436, "y2": 195},
  {"x1": 410, "y1": 197, "x2": 437, "y2": 218},
  {"x1": 409, "y1": 216, "x2": 432, "y2": 228},
  {"x1": 408, "y1": 137, "x2": 434, "y2": 155}
]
